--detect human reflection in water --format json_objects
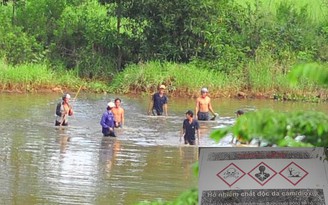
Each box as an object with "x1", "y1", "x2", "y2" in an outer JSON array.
[
  {"x1": 179, "y1": 146, "x2": 198, "y2": 179},
  {"x1": 56, "y1": 128, "x2": 71, "y2": 154},
  {"x1": 99, "y1": 137, "x2": 121, "y2": 176}
]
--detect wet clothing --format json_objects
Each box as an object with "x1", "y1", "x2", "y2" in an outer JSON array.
[
  {"x1": 114, "y1": 121, "x2": 122, "y2": 128},
  {"x1": 100, "y1": 110, "x2": 116, "y2": 137},
  {"x1": 197, "y1": 112, "x2": 209, "y2": 121},
  {"x1": 151, "y1": 93, "x2": 168, "y2": 115},
  {"x1": 55, "y1": 101, "x2": 71, "y2": 126},
  {"x1": 183, "y1": 119, "x2": 199, "y2": 145},
  {"x1": 55, "y1": 120, "x2": 68, "y2": 126}
]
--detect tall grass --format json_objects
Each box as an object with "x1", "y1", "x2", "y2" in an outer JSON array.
[
  {"x1": 110, "y1": 59, "x2": 322, "y2": 100},
  {"x1": 237, "y1": 0, "x2": 328, "y2": 23},
  {"x1": 110, "y1": 61, "x2": 240, "y2": 97},
  {"x1": 0, "y1": 59, "x2": 109, "y2": 92}
]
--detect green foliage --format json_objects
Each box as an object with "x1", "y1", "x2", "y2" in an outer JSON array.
[
  {"x1": 0, "y1": 60, "x2": 54, "y2": 91},
  {"x1": 211, "y1": 109, "x2": 328, "y2": 147},
  {"x1": 109, "y1": 61, "x2": 234, "y2": 95},
  {"x1": 288, "y1": 63, "x2": 328, "y2": 87},
  {"x1": 1, "y1": 0, "x2": 328, "y2": 80},
  {"x1": 138, "y1": 188, "x2": 198, "y2": 205},
  {"x1": 51, "y1": 0, "x2": 119, "y2": 77},
  {"x1": 0, "y1": 59, "x2": 109, "y2": 92},
  {"x1": 0, "y1": 4, "x2": 44, "y2": 64}
]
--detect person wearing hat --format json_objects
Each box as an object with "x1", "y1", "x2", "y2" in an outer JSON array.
[
  {"x1": 180, "y1": 110, "x2": 200, "y2": 145},
  {"x1": 148, "y1": 84, "x2": 168, "y2": 116},
  {"x1": 100, "y1": 102, "x2": 116, "y2": 137},
  {"x1": 195, "y1": 87, "x2": 218, "y2": 121},
  {"x1": 55, "y1": 93, "x2": 74, "y2": 126}
]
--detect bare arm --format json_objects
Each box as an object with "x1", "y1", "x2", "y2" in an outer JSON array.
[
  {"x1": 180, "y1": 128, "x2": 185, "y2": 143},
  {"x1": 148, "y1": 95, "x2": 154, "y2": 115},
  {"x1": 121, "y1": 109, "x2": 125, "y2": 126},
  {"x1": 197, "y1": 129, "x2": 200, "y2": 145},
  {"x1": 163, "y1": 103, "x2": 168, "y2": 116},
  {"x1": 208, "y1": 100, "x2": 216, "y2": 116},
  {"x1": 195, "y1": 98, "x2": 200, "y2": 116}
]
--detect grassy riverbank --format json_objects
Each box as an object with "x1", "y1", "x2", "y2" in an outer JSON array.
[
  {"x1": 1, "y1": 59, "x2": 326, "y2": 102},
  {"x1": 110, "y1": 60, "x2": 325, "y2": 102},
  {"x1": 0, "y1": 60, "x2": 110, "y2": 93}
]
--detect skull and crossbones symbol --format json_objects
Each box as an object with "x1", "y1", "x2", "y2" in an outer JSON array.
[{"x1": 223, "y1": 168, "x2": 239, "y2": 179}]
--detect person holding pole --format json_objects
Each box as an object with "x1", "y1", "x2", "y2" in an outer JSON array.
[{"x1": 55, "y1": 93, "x2": 74, "y2": 126}]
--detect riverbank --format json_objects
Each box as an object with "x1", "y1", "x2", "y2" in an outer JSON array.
[{"x1": 1, "y1": 60, "x2": 327, "y2": 102}]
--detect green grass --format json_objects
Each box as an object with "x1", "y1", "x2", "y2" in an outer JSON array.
[
  {"x1": 237, "y1": 0, "x2": 328, "y2": 23},
  {"x1": 0, "y1": 58, "x2": 324, "y2": 101},
  {"x1": 110, "y1": 61, "x2": 240, "y2": 97},
  {"x1": 0, "y1": 59, "x2": 110, "y2": 93},
  {"x1": 109, "y1": 59, "x2": 322, "y2": 100}
]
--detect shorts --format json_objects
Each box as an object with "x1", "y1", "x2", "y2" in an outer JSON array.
[
  {"x1": 197, "y1": 112, "x2": 209, "y2": 121},
  {"x1": 184, "y1": 136, "x2": 196, "y2": 145},
  {"x1": 114, "y1": 121, "x2": 122, "y2": 128},
  {"x1": 102, "y1": 128, "x2": 116, "y2": 137},
  {"x1": 55, "y1": 120, "x2": 68, "y2": 126},
  {"x1": 152, "y1": 109, "x2": 163, "y2": 116}
]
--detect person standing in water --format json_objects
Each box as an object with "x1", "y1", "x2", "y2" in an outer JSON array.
[
  {"x1": 195, "y1": 87, "x2": 218, "y2": 121},
  {"x1": 55, "y1": 93, "x2": 74, "y2": 126},
  {"x1": 148, "y1": 84, "x2": 168, "y2": 116},
  {"x1": 180, "y1": 110, "x2": 200, "y2": 145},
  {"x1": 100, "y1": 102, "x2": 116, "y2": 137},
  {"x1": 112, "y1": 98, "x2": 125, "y2": 128}
]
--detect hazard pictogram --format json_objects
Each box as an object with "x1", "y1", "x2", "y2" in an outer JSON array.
[
  {"x1": 248, "y1": 162, "x2": 277, "y2": 186},
  {"x1": 279, "y1": 162, "x2": 308, "y2": 186},
  {"x1": 217, "y1": 163, "x2": 246, "y2": 187}
]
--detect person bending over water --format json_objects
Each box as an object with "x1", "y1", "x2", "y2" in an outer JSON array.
[{"x1": 195, "y1": 87, "x2": 218, "y2": 121}]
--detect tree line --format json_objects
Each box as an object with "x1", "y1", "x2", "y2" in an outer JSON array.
[{"x1": 0, "y1": 0, "x2": 328, "y2": 79}]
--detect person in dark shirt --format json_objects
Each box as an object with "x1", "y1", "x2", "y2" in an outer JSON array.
[
  {"x1": 148, "y1": 84, "x2": 168, "y2": 116},
  {"x1": 180, "y1": 110, "x2": 200, "y2": 145},
  {"x1": 100, "y1": 102, "x2": 116, "y2": 137}
]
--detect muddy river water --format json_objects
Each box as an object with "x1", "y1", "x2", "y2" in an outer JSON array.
[{"x1": 0, "y1": 93, "x2": 327, "y2": 204}]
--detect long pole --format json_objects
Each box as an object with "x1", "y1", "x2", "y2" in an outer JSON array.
[{"x1": 73, "y1": 85, "x2": 83, "y2": 101}]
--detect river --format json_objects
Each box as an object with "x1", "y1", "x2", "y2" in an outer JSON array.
[{"x1": 0, "y1": 93, "x2": 327, "y2": 205}]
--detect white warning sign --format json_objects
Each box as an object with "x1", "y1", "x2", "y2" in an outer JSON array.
[{"x1": 199, "y1": 147, "x2": 328, "y2": 205}]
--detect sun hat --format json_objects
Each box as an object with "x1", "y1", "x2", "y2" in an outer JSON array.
[
  {"x1": 62, "y1": 93, "x2": 71, "y2": 100},
  {"x1": 159, "y1": 85, "x2": 166, "y2": 89},
  {"x1": 201, "y1": 87, "x2": 208, "y2": 93},
  {"x1": 107, "y1": 102, "x2": 115, "y2": 108}
]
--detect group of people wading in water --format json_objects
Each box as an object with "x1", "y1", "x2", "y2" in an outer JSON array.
[{"x1": 55, "y1": 85, "x2": 219, "y2": 146}]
